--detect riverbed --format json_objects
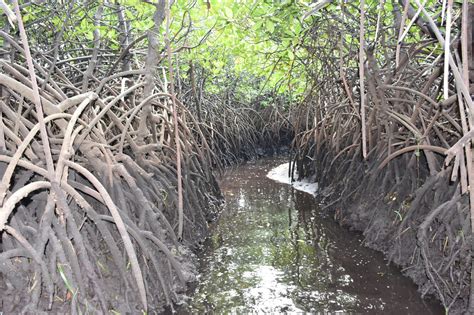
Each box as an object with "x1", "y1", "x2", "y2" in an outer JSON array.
[{"x1": 182, "y1": 157, "x2": 443, "y2": 314}]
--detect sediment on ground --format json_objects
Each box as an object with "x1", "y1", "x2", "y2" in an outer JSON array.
[{"x1": 293, "y1": 140, "x2": 469, "y2": 313}]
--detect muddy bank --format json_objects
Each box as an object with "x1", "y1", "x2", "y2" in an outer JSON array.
[
  {"x1": 293, "y1": 143, "x2": 469, "y2": 314},
  {"x1": 287, "y1": 3, "x2": 474, "y2": 313},
  {"x1": 181, "y1": 157, "x2": 443, "y2": 314}
]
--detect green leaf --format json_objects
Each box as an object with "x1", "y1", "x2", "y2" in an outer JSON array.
[
  {"x1": 288, "y1": 50, "x2": 294, "y2": 60},
  {"x1": 58, "y1": 264, "x2": 75, "y2": 294},
  {"x1": 224, "y1": 7, "x2": 233, "y2": 19},
  {"x1": 292, "y1": 22, "x2": 301, "y2": 34},
  {"x1": 266, "y1": 20, "x2": 275, "y2": 33},
  {"x1": 85, "y1": 32, "x2": 94, "y2": 41},
  {"x1": 125, "y1": 9, "x2": 135, "y2": 20}
]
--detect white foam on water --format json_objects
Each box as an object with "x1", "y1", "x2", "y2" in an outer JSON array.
[{"x1": 266, "y1": 162, "x2": 318, "y2": 196}]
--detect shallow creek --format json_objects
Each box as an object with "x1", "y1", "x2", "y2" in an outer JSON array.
[{"x1": 182, "y1": 157, "x2": 443, "y2": 314}]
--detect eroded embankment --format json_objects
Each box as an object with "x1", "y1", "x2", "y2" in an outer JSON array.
[{"x1": 291, "y1": 143, "x2": 469, "y2": 314}]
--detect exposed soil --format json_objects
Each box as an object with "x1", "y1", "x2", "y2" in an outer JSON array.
[{"x1": 293, "y1": 143, "x2": 470, "y2": 314}]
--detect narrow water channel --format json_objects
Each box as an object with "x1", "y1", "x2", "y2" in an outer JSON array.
[{"x1": 182, "y1": 157, "x2": 443, "y2": 314}]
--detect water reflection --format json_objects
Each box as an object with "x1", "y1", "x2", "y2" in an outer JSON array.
[{"x1": 184, "y1": 158, "x2": 442, "y2": 314}]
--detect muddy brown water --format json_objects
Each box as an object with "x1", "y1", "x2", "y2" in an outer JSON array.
[{"x1": 181, "y1": 157, "x2": 444, "y2": 314}]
